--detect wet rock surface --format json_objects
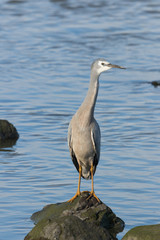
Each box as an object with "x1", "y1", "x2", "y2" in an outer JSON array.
[
  {"x1": 122, "y1": 224, "x2": 160, "y2": 240},
  {"x1": 0, "y1": 119, "x2": 19, "y2": 147},
  {"x1": 25, "y1": 192, "x2": 125, "y2": 240}
]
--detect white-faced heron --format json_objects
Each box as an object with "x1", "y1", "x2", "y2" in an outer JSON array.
[{"x1": 68, "y1": 58, "x2": 125, "y2": 202}]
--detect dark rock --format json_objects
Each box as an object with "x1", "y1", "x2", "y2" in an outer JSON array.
[
  {"x1": 151, "y1": 81, "x2": 160, "y2": 87},
  {"x1": 0, "y1": 119, "x2": 19, "y2": 140},
  {"x1": 0, "y1": 119, "x2": 19, "y2": 147},
  {"x1": 25, "y1": 192, "x2": 125, "y2": 240},
  {"x1": 122, "y1": 224, "x2": 160, "y2": 240}
]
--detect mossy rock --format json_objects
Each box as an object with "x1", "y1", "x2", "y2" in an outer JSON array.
[
  {"x1": 25, "y1": 192, "x2": 125, "y2": 240},
  {"x1": 122, "y1": 224, "x2": 160, "y2": 240}
]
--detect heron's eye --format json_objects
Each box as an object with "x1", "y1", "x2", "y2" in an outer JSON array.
[{"x1": 101, "y1": 62, "x2": 105, "y2": 66}]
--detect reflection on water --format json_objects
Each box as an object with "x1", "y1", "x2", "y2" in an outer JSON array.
[{"x1": 0, "y1": 0, "x2": 160, "y2": 239}]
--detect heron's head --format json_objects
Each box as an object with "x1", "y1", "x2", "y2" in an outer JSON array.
[{"x1": 91, "y1": 58, "x2": 125, "y2": 76}]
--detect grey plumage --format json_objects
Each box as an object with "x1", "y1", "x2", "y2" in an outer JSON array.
[{"x1": 68, "y1": 58, "x2": 125, "y2": 202}]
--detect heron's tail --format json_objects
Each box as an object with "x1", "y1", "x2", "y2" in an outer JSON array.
[
  {"x1": 81, "y1": 165, "x2": 96, "y2": 180},
  {"x1": 81, "y1": 171, "x2": 91, "y2": 180}
]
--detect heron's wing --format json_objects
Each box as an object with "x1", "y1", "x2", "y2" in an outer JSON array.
[
  {"x1": 91, "y1": 119, "x2": 101, "y2": 167},
  {"x1": 68, "y1": 122, "x2": 79, "y2": 173}
]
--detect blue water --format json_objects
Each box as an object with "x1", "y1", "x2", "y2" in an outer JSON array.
[{"x1": 0, "y1": 0, "x2": 160, "y2": 239}]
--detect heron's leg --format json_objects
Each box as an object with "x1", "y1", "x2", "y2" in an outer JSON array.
[
  {"x1": 67, "y1": 165, "x2": 82, "y2": 202},
  {"x1": 87, "y1": 163, "x2": 100, "y2": 202},
  {"x1": 77, "y1": 165, "x2": 81, "y2": 195}
]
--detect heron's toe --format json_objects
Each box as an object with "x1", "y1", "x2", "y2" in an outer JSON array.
[
  {"x1": 86, "y1": 191, "x2": 100, "y2": 202},
  {"x1": 67, "y1": 191, "x2": 81, "y2": 203}
]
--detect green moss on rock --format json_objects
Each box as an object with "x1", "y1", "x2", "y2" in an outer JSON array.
[
  {"x1": 25, "y1": 192, "x2": 124, "y2": 240},
  {"x1": 122, "y1": 224, "x2": 160, "y2": 240}
]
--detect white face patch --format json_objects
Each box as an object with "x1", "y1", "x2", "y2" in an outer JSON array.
[
  {"x1": 97, "y1": 60, "x2": 110, "y2": 67},
  {"x1": 97, "y1": 60, "x2": 112, "y2": 75}
]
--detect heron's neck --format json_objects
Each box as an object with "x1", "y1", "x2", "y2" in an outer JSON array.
[{"x1": 77, "y1": 71, "x2": 99, "y2": 124}]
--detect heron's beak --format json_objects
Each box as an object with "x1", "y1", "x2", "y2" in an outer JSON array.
[{"x1": 108, "y1": 63, "x2": 126, "y2": 69}]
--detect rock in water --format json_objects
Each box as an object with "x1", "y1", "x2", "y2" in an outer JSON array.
[
  {"x1": 0, "y1": 119, "x2": 19, "y2": 147},
  {"x1": 25, "y1": 192, "x2": 125, "y2": 240},
  {"x1": 122, "y1": 224, "x2": 160, "y2": 240},
  {"x1": 151, "y1": 81, "x2": 160, "y2": 87}
]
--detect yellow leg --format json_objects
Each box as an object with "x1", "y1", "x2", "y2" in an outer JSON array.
[
  {"x1": 87, "y1": 163, "x2": 100, "y2": 202},
  {"x1": 67, "y1": 165, "x2": 82, "y2": 202}
]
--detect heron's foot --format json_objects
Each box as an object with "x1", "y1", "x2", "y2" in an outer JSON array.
[
  {"x1": 87, "y1": 191, "x2": 100, "y2": 202},
  {"x1": 67, "y1": 191, "x2": 81, "y2": 203}
]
